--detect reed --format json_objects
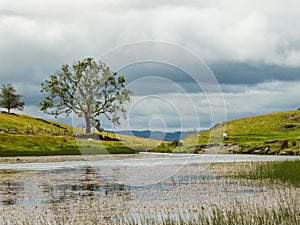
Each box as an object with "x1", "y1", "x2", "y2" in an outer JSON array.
[{"x1": 232, "y1": 159, "x2": 300, "y2": 187}]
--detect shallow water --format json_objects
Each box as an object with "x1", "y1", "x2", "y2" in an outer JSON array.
[
  {"x1": 1, "y1": 153, "x2": 299, "y2": 186},
  {"x1": 0, "y1": 154, "x2": 299, "y2": 222},
  {"x1": 0, "y1": 153, "x2": 298, "y2": 170}
]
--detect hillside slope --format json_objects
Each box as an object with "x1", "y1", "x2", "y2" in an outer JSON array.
[
  {"x1": 154, "y1": 110, "x2": 300, "y2": 155},
  {"x1": 0, "y1": 111, "x2": 73, "y2": 135},
  {"x1": 0, "y1": 112, "x2": 140, "y2": 156},
  {"x1": 220, "y1": 110, "x2": 300, "y2": 155}
]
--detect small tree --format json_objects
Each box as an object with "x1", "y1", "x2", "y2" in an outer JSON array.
[
  {"x1": 0, "y1": 83, "x2": 24, "y2": 113},
  {"x1": 40, "y1": 58, "x2": 131, "y2": 134}
]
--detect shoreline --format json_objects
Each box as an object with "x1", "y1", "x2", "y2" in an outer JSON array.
[
  {"x1": 0, "y1": 153, "x2": 299, "y2": 164},
  {"x1": 0, "y1": 154, "x2": 143, "y2": 164}
]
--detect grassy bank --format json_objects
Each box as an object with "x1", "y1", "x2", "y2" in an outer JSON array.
[
  {"x1": 0, "y1": 112, "x2": 163, "y2": 156},
  {"x1": 153, "y1": 110, "x2": 300, "y2": 155},
  {"x1": 0, "y1": 134, "x2": 137, "y2": 156}
]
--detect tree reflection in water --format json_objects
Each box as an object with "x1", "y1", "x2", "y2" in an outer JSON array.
[
  {"x1": 0, "y1": 167, "x2": 132, "y2": 208},
  {"x1": 0, "y1": 180, "x2": 23, "y2": 205}
]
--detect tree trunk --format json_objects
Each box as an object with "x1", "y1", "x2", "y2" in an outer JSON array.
[
  {"x1": 7, "y1": 108, "x2": 10, "y2": 113},
  {"x1": 85, "y1": 116, "x2": 91, "y2": 134}
]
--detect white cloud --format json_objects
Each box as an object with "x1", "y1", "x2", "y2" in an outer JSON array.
[
  {"x1": 223, "y1": 80, "x2": 300, "y2": 119},
  {"x1": 1, "y1": 0, "x2": 300, "y2": 130},
  {"x1": 1, "y1": 0, "x2": 300, "y2": 67}
]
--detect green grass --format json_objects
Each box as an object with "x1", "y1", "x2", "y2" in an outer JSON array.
[
  {"x1": 0, "y1": 112, "x2": 134, "y2": 156},
  {"x1": 4, "y1": 109, "x2": 300, "y2": 155},
  {"x1": 0, "y1": 134, "x2": 137, "y2": 156},
  {"x1": 0, "y1": 111, "x2": 73, "y2": 135},
  {"x1": 102, "y1": 131, "x2": 164, "y2": 151},
  {"x1": 216, "y1": 110, "x2": 300, "y2": 155},
  {"x1": 154, "y1": 110, "x2": 300, "y2": 155},
  {"x1": 232, "y1": 160, "x2": 300, "y2": 187},
  {"x1": 0, "y1": 112, "x2": 162, "y2": 156}
]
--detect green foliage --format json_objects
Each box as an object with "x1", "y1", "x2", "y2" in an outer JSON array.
[
  {"x1": 40, "y1": 58, "x2": 131, "y2": 134},
  {"x1": 151, "y1": 142, "x2": 174, "y2": 153},
  {"x1": 0, "y1": 83, "x2": 24, "y2": 113},
  {"x1": 279, "y1": 139, "x2": 289, "y2": 149},
  {"x1": 292, "y1": 139, "x2": 297, "y2": 146}
]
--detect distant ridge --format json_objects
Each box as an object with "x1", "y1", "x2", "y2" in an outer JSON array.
[{"x1": 113, "y1": 130, "x2": 196, "y2": 142}]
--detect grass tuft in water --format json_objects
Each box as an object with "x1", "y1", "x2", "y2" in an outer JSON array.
[
  {"x1": 232, "y1": 159, "x2": 300, "y2": 187},
  {"x1": 1, "y1": 197, "x2": 299, "y2": 225}
]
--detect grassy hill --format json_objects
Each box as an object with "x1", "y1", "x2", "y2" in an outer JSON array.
[
  {"x1": 0, "y1": 112, "x2": 161, "y2": 156},
  {"x1": 0, "y1": 111, "x2": 73, "y2": 135},
  {"x1": 153, "y1": 110, "x2": 300, "y2": 155},
  {"x1": 4, "y1": 109, "x2": 299, "y2": 156}
]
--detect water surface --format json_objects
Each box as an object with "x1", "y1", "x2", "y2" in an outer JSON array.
[{"x1": 0, "y1": 153, "x2": 299, "y2": 220}]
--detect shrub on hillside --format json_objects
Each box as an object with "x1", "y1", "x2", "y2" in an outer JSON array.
[{"x1": 280, "y1": 140, "x2": 289, "y2": 149}]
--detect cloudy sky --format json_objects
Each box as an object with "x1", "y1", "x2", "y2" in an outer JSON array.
[{"x1": 1, "y1": 0, "x2": 300, "y2": 131}]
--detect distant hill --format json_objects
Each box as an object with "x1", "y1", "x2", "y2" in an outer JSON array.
[
  {"x1": 114, "y1": 130, "x2": 196, "y2": 141},
  {"x1": 153, "y1": 110, "x2": 300, "y2": 155}
]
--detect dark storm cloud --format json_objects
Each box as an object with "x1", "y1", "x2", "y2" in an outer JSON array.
[
  {"x1": 211, "y1": 62, "x2": 300, "y2": 85},
  {"x1": 14, "y1": 83, "x2": 44, "y2": 106},
  {"x1": 119, "y1": 62, "x2": 202, "y2": 95},
  {"x1": 119, "y1": 61, "x2": 300, "y2": 95}
]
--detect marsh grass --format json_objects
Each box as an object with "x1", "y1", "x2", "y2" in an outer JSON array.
[
  {"x1": 1, "y1": 162, "x2": 299, "y2": 225},
  {"x1": 0, "y1": 153, "x2": 299, "y2": 224},
  {"x1": 0, "y1": 194, "x2": 299, "y2": 225},
  {"x1": 232, "y1": 159, "x2": 300, "y2": 187}
]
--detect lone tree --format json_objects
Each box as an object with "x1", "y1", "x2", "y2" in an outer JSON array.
[
  {"x1": 0, "y1": 83, "x2": 24, "y2": 113},
  {"x1": 40, "y1": 58, "x2": 131, "y2": 134}
]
